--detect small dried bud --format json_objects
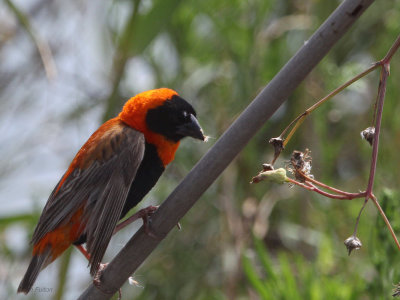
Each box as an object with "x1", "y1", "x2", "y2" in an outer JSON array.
[
  {"x1": 269, "y1": 137, "x2": 285, "y2": 158},
  {"x1": 344, "y1": 235, "x2": 362, "y2": 255},
  {"x1": 360, "y1": 127, "x2": 375, "y2": 146},
  {"x1": 251, "y1": 168, "x2": 288, "y2": 184},
  {"x1": 262, "y1": 163, "x2": 274, "y2": 171}
]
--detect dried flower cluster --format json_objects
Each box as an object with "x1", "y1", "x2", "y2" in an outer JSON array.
[{"x1": 287, "y1": 149, "x2": 313, "y2": 182}]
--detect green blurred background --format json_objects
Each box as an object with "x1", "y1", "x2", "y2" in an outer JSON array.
[{"x1": 1, "y1": 0, "x2": 400, "y2": 299}]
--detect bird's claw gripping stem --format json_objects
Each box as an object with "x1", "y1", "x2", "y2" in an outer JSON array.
[
  {"x1": 113, "y1": 205, "x2": 160, "y2": 239},
  {"x1": 93, "y1": 263, "x2": 122, "y2": 300}
]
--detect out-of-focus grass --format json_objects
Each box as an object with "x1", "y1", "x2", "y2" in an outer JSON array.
[{"x1": 244, "y1": 237, "x2": 364, "y2": 299}]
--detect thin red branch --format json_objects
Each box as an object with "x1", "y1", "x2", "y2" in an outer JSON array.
[
  {"x1": 365, "y1": 63, "x2": 389, "y2": 198},
  {"x1": 300, "y1": 172, "x2": 365, "y2": 197},
  {"x1": 381, "y1": 34, "x2": 400, "y2": 64},
  {"x1": 287, "y1": 178, "x2": 365, "y2": 200}
]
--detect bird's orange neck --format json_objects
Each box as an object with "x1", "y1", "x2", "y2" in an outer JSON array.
[
  {"x1": 144, "y1": 133, "x2": 180, "y2": 166},
  {"x1": 118, "y1": 88, "x2": 180, "y2": 166}
]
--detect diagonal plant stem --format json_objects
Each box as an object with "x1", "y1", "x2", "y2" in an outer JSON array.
[
  {"x1": 381, "y1": 34, "x2": 400, "y2": 64},
  {"x1": 364, "y1": 34, "x2": 400, "y2": 199},
  {"x1": 4, "y1": 0, "x2": 57, "y2": 80},
  {"x1": 288, "y1": 35, "x2": 400, "y2": 251},
  {"x1": 351, "y1": 35, "x2": 400, "y2": 244},
  {"x1": 364, "y1": 62, "x2": 389, "y2": 199},
  {"x1": 352, "y1": 198, "x2": 369, "y2": 237},
  {"x1": 370, "y1": 194, "x2": 400, "y2": 251},
  {"x1": 271, "y1": 33, "x2": 400, "y2": 253},
  {"x1": 280, "y1": 63, "x2": 379, "y2": 148},
  {"x1": 102, "y1": 0, "x2": 141, "y2": 122},
  {"x1": 276, "y1": 33, "x2": 400, "y2": 163}
]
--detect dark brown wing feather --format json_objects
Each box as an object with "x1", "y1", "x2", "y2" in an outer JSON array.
[{"x1": 31, "y1": 122, "x2": 145, "y2": 275}]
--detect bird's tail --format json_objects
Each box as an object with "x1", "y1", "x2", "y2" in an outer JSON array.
[{"x1": 17, "y1": 248, "x2": 52, "y2": 294}]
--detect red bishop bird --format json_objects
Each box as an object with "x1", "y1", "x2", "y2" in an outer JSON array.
[{"x1": 18, "y1": 88, "x2": 205, "y2": 294}]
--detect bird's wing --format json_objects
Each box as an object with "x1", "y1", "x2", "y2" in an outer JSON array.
[{"x1": 31, "y1": 119, "x2": 145, "y2": 275}]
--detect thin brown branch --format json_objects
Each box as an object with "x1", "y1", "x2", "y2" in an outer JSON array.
[
  {"x1": 352, "y1": 198, "x2": 369, "y2": 236},
  {"x1": 278, "y1": 35, "x2": 400, "y2": 155},
  {"x1": 5, "y1": 0, "x2": 57, "y2": 80},
  {"x1": 381, "y1": 34, "x2": 400, "y2": 64},
  {"x1": 279, "y1": 112, "x2": 306, "y2": 138},
  {"x1": 102, "y1": 0, "x2": 141, "y2": 122},
  {"x1": 365, "y1": 63, "x2": 389, "y2": 198},
  {"x1": 281, "y1": 62, "x2": 379, "y2": 149},
  {"x1": 370, "y1": 194, "x2": 400, "y2": 251}
]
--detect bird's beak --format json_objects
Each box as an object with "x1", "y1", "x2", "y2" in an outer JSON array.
[{"x1": 177, "y1": 114, "x2": 205, "y2": 141}]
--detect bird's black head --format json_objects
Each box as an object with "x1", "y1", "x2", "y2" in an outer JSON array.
[{"x1": 145, "y1": 95, "x2": 205, "y2": 143}]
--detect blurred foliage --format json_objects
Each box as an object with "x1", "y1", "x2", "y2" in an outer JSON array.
[
  {"x1": 243, "y1": 237, "x2": 365, "y2": 299},
  {"x1": 368, "y1": 190, "x2": 400, "y2": 299},
  {"x1": 1, "y1": 0, "x2": 400, "y2": 299}
]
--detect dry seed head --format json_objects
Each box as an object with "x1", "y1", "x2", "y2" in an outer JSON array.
[
  {"x1": 344, "y1": 235, "x2": 362, "y2": 255},
  {"x1": 360, "y1": 127, "x2": 375, "y2": 146},
  {"x1": 288, "y1": 149, "x2": 313, "y2": 182},
  {"x1": 269, "y1": 137, "x2": 285, "y2": 157}
]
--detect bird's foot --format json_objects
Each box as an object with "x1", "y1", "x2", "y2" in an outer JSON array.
[
  {"x1": 114, "y1": 205, "x2": 181, "y2": 238},
  {"x1": 114, "y1": 205, "x2": 159, "y2": 238},
  {"x1": 93, "y1": 263, "x2": 122, "y2": 299},
  {"x1": 93, "y1": 262, "x2": 108, "y2": 287},
  {"x1": 140, "y1": 206, "x2": 159, "y2": 238},
  {"x1": 136, "y1": 206, "x2": 182, "y2": 235}
]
